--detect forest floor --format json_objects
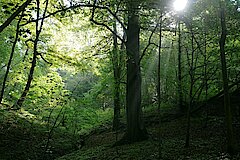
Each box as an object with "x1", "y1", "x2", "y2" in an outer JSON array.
[
  {"x1": 1, "y1": 107, "x2": 240, "y2": 160},
  {"x1": 57, "y1": 113, "x2": 240, "y2": 160}
]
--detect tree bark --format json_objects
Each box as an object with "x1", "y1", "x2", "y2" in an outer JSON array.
[
  {"x1": 122, "y1": 2, "x2": 147, "y2": 143},
  {"x1": 185, "y1": 25, "x2": 195, "y2": 148},
  {"x1": 219, "y1": 0, "x2": 235, "y2": 154},
  {"x1": 112, "y1": 19, "x2": 121, "y2": 131},
  {"x1": 177, "y1": 21, "x2": 184, "y2": 112},
  {"x1": 157, "y1": 12, "x2": 163, "y2": 158}
]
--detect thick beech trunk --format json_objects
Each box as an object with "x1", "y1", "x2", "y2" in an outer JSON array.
[{"x1": 123, "y1": 5, "x2": 147, "y2": 142}]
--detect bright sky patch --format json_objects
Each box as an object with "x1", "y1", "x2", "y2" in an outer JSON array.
[{"x1": 173, "y1": 0, "x2": 188, "y2": 11}]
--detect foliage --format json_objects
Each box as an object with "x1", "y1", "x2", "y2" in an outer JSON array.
[{"x1": 1, "y1": 0, "x2": 240, "y2": 159}]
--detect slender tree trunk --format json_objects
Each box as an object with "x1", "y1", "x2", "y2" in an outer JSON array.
[
  {"x1": 177, "y1": 21, "x2": 183, "y2": 112},
  {"x1": 14, "y1": 1, "x2": 40, "y2": 108},
  {"x1": 0, "y1": 11, "x2": 24, "y2": 104},
  {"x1": 219, "y1": 1, "x2": 235, "y2": 154},
  {"x1": 203, "y1": 16, "x2": 209, "y2": 127},
  {"x1": 122, "y1": 2, "x2": 147, "y2": 143},
  {"x1": 112, "y1": 19, "x2": 121, "y2": 131},
  {"x1": 14, "y1": 0, "x2": 49, "y2": 108},
  {"x1": 185, "y1": 28, "x2": 195, "y2": 148},
  {"x1": 157, "y1": 13, "x2": 162, "y2": 159},
  {"x1": 15, "y1": 51, "x2": 37, "y2": 108}
]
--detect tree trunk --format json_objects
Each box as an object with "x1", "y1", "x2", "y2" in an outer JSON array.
[
  {"x1": 122, "y1": 3, "x2": 147, "y2": 143},
  {"x1": 14, "y1": 0, "x2": 44, "y2": 109},
  {"x1": 219, "y1": 1, "x2": 235, "y2": 154},
  {"x1": 112, "y1": 19, "x2": 121, "y2": 131},
  {"x1": 14, "y1": 52, "x2": 37, "y2": 108},
  {"x1": 185, "y1": 27, "x2": 195, "y2": 148},
  {"x1": 203, "y1": 15, "x2": 209, "y2": 127},
  {"x1": 157, "y1": 13, "x2": 163, "y2": 158},
  {"x1": 0, "y1": 11, "x2": 24, "y2": 104},
  {"x1": 177, "y1": 21, "x2": 184, "y2": 112}
]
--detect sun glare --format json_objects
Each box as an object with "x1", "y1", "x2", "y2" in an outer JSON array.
[{"x1": 173, "y1": 0, "x2": 188, "y2": 11}]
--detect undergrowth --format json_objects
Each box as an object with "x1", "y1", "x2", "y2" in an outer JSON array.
[
  {"x1": 0, "y1": 106, "x2": 113, "y2": 160},
  {"x1": 1, "y1": 105, "x2": 240, "y2": 160}
]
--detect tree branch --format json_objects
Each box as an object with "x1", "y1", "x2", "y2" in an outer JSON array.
[
  {"x1": 0, "y1": 0, "x2": 32, "y2": 33},
  {"x1": 37, "y1": 52, "x2": 52, "y2": 65},
  {"x1": 90, "y1": 0, "x2": 125, "y2": 43},
  {"x1": 139, "y1": 14, "x2": 164, "y2": 64},
  {"x1": 20, "y1": 2, "x2": 127, "y2": 32}
]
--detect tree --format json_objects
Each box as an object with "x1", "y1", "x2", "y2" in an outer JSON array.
[
  {"x1": 89, "y1": 0, "x2": 148, "y2": 142},
  {"x1": 157, "y1": 11, "x2": 163, "y2": 158},
  {"x1": 14, "y1": 0, "x2": 49, "y2": 108},
  {"x1": 112, "y1": 18, "x2": 123, "y2": 131},
  {"x1": 122, "y1": 1, "x2": 148, "y2": 143},
  {"x1": 0, "y1": 11, "x2": 24, "y2": 104},
  {"x1": 177, "y1": 19, "x2": 184, "y2": 112},
  {"x1": 219, "y1": 0, "x2": 235, "y2": 154},
  {"x1": 185, "y1": 20, "x2": 195, "y2": 148}
]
